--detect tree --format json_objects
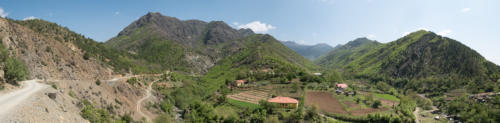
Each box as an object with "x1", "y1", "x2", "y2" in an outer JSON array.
[
  {"x1": 365, "y1": 94, "x2": 374, "y2": 104},
  {"x1": 259, "y1": 100, "x2": 275, "y2": 114},
  {"x1": 355, "y1": 98, "x2": 361, "y2": 104},
  {"x1": 95, "y1": 79, "x2": 101, "y2": 86},
  {"x1": 292, "y1": 83, "x2": 299, "y2": 93},
  {"x1": 4, "y1": 58, "x2": 28, "y2": 85},
  {"x1": 372, "y1": 100, "x2": 382, "y2": 108},
  {"x1": 83, "y1": 52, "x2": 90, "y2": 60},
  {"x1": 305, "y1": 105, "x2": 320, "y2": 122}
]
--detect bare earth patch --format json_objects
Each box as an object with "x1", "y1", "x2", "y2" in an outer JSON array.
[{"x1": 305, "y1": 92, "x2": 348, "y2": 114}]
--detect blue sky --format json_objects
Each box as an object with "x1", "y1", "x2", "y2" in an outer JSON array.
[{"x1": 1, "y1": 0, "x2": 499, "y2": 64}]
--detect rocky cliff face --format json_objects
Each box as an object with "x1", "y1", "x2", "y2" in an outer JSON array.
[{"x1": 0, "y1": 18, "x2": 112, "y2": 80}]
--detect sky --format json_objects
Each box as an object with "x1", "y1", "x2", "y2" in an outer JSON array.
[{"x1": 1, "y1": 0, "x2": 499, "y2": 64}]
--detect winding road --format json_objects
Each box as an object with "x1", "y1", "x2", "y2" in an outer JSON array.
[
  {"x1": 414, "y1": 94, "x2": 439, "y2": 123},
  {"x1": 0, "y1": 80, "x2": 48, "y2": 118},
  {"x1": 136, "y1": 80, "x2": 156, "y2": 123},
  {"x1": 0, "y1": 76, "x2": 158, "y2": 122}
]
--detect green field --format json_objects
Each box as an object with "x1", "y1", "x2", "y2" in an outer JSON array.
[
  {"x1": 374, "y1": 93, "x2": 399, "y2": 101},
  {"x1": 227, "y1": 98, "x2": 260, "y2": 110}
]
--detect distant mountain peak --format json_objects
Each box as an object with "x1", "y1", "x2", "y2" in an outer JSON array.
[
  {"x1": 344, "y1": 37, "x2": 379, "y2": 48},
  {"x1": 107, "y1": 12, "x2": 257, "y2": 73},
  {"x1": 281, "y1": 40, "x2": 334, "y2": 60}
]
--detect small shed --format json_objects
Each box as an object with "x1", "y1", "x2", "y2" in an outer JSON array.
[
  {"x1": 235, "y1": 80, "x2": 246, "y2": 86},
  {"x1": 336, "y1": 83, "x2": 348, "y2": 89},
  {"x1": 268, "y1": 96, "x2": 299, "y2": 109}
]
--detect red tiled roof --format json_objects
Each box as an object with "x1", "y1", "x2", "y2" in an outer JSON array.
[
  {"x1": 268, "y1": 96, "x2": 298, "y2": 104},
  {"x1": 236, "y1": 80, "x2": 245, "y2": 84},
  {"x1": 336, "y1": 83, "x2": 348, "y2": 88}
]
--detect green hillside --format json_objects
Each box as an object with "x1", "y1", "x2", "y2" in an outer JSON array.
[
  {"x1": 106, "y1": 12, "x2": 255, "y2": 73},
  {"x1": 200, "y1": 34, "x2": 319, "y2": 96},
  {"x1": 325, "y1": 30, "x2": 500, "y2": 93},
  {"x1": 316, "y1": 37, "x2": 381, "y2": 69}
]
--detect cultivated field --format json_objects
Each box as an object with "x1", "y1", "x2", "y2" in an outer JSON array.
[
  {"x1": 306, "y1": 91, "x2": 397, "y2": 116},
  {"x1": 227, "y1": 88, "x2": 271, "y2": 104},
  {"x1": 305, "y1": 91, "x2": 348, "y2": 114}
]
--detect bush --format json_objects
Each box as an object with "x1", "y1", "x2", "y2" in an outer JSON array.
[
  {"x1": 80, "y1": 99, "x2": 112, "y2": 123},
  {"x1": 126, "y1": 77, "x2": 138, "y2": 85},
  {"x1": 95, "y1": 79, "x2": 101, "y2": 86},
  {"x1": 45, "y1": 46, "x2": 51, "y2": 53},
  {"x1": 51, "y1": 83, "x2": 57, "y2": 89},
  {"x1": 4, "y1": 58, "x2": 29, "y2": 85},
  {"x1": 83, "y1": 52, "x2": 90, "y2": 60},
  {"x1": 372, "y1": 100, "x2": 382, "y2": 108}
]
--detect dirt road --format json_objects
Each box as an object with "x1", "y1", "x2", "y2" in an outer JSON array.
[
  {"x1": 0, "y1": 80, "x2": 48, "y2": 118},
  {"x1": 137, "y1": 81, "x2": 156, "y2": 123},
  {"x1": 414, "y1": 107, "x2": 421, "y2": 123}
]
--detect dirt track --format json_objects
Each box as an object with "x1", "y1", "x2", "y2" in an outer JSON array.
[
  {"x1": 0, "y1": 80, "x2": 48, "y2": 118},
  {"x1": 137, "y1": 81, "x2": 156, "y2": 123}
]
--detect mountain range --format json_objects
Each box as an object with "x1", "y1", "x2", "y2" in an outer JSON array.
[
  {"x1": 1, "y1": 11, "x2": 500, "y2": 123},
  {"x1": 106, "y1": 12, "x2": 258, "y2": 74},
  {"x1": 281, "y1": 41, "x2": 333, "y2": 60}
]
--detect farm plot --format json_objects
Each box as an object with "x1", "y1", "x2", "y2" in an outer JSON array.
[
  {"x1": 305, "y1": 92, "x2": 348, "y2": 114},
  {"x1": 227, "y1": 89, "x2": 271, "y2": 104},
  {"x1": 306, "y1": 91, "x2": 396, "y2": 116}
]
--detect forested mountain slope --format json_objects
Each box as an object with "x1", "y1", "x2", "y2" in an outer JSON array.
[
  {"x1": 316, "y1": 37, "x2": 381, "y2": 69},
  {"x1": 321, "y1": 30, "x2": 500, "y2": 93},
  {"x1": 106, "y1": 12, "x2": 255, "y2": 73}
]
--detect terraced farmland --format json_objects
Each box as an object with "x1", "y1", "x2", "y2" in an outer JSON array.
[{"x1": 227, "y1": 89, "x2": 271, "y2": 104}]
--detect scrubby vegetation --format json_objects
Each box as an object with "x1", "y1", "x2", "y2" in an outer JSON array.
[
  {"x1": 12, "y1": 19, "x2": 161, "y2": 74},
  {"x1": 0, "y1": 38, "x2": 29, "y2": 86},
  {"x1": 80, "y1": 99, "x2": 133, "y2": 123}
]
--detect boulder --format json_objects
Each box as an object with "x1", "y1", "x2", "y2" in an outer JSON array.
[{"x1": 48, "y1": 93, "x2": 57, "y2": 100}]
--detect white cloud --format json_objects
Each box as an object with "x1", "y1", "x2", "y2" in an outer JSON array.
[
  {"x1": 114, "y1": 11, "x2": 120, "y2": 15},
  {"x1": 0, "y1": 8, "x2": 8, "y2": 18},
  {"x1": 402, "y1": 32, "x2": 411, "y2": 36},
  {"x1": 367, "y1": 34, "x2": 376, "y2": 39},
  {"x1": 232, "y1": 22, "x2": 239, "y2": 26},
  {"x1": 23, "y1": 16, "x2": 38, "y2": 21},
  {"x1": 236, "y1": 21, "x2": 276, "y2": 33},
  {"x1": 437, "y1": 29, "x2": 452, "y2": 36},
  {"x1": 462, "y1": 8, "x2": 471, "y2": 12}
]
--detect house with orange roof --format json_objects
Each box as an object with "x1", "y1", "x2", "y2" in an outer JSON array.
[
  {"x1": 235, "y1": 80, "x2": 246, "y2": 86},
  {"x1": 267, "y1": 96, "x2": 299, "y2": 109},
  {"x1": 336, "y1": 83, "x2": 348, "y2": 89}
]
